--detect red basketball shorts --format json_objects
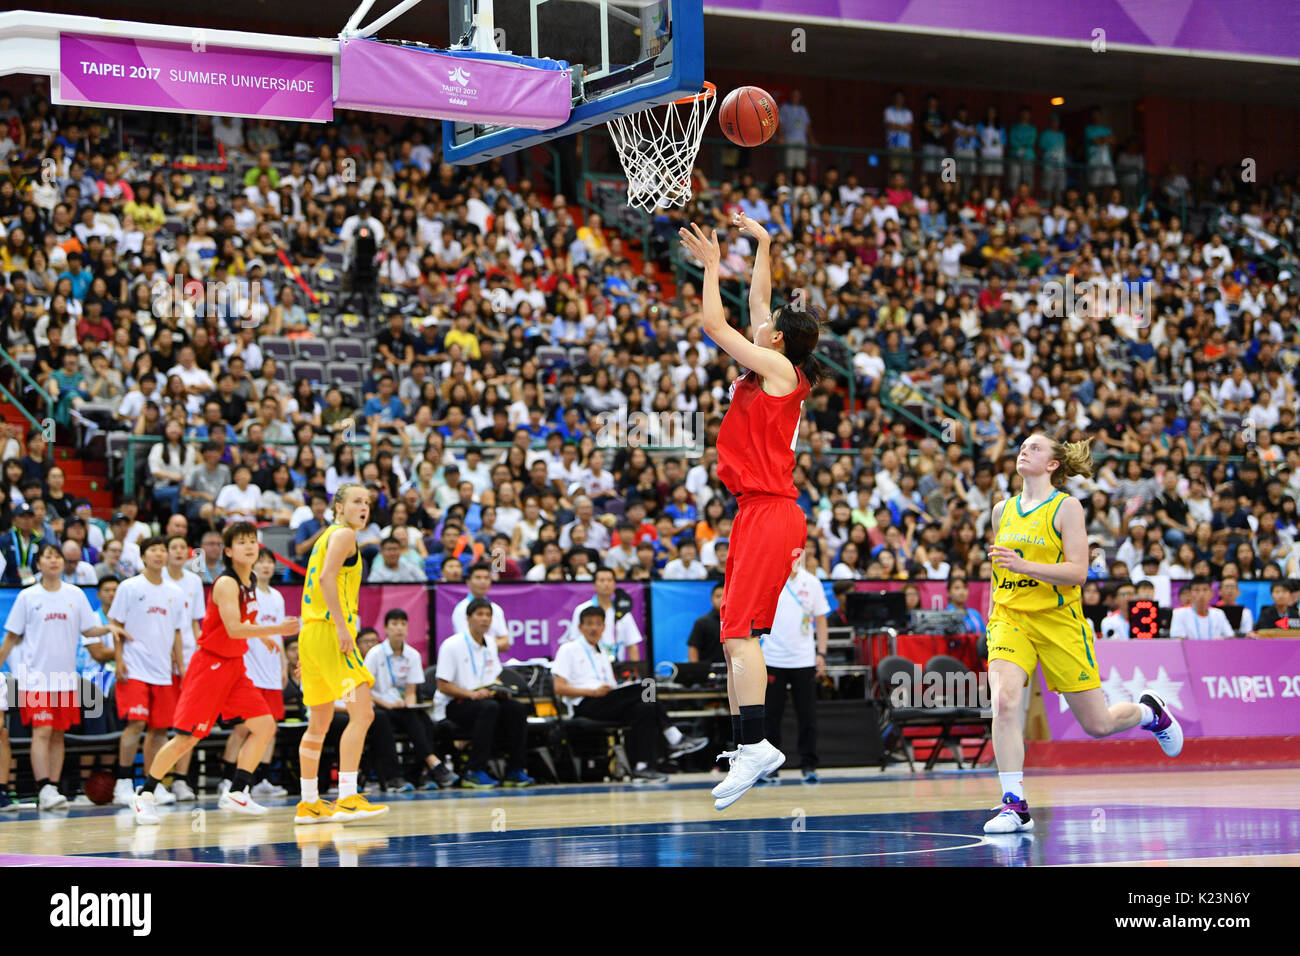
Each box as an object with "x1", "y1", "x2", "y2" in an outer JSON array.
[
  {"x1": 172, "y1": 648, "x2": 270, "y2": 739},
  {"x1": 115, "y1": 678, "x2": 178, "y2": 729},
  {"x1": 19, "y1": 690, "x2": 80, "y2": 730},
  {"x1": 257, "y1": 686, "x2": 286, "y2": 722},
  {"x1": 719, "y1": 494, "x2": 808, "y2": 641}
]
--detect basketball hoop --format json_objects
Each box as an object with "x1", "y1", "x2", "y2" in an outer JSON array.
[{"x1": 607, "y1": 81, "x2": 716, "y2": 212}]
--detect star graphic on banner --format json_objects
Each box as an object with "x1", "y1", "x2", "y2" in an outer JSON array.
[
  {"x1": 1122, "y1": 665, "x2": 1150, "y2": 703},
  {"x1": 1145, "y1": 666, "x2": 1185, "y2": 711},
  {"x1": 1098, "y1": 665, "x2": 1128, "y2": 708}
]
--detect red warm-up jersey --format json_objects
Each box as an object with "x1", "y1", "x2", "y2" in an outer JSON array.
[
  {"x1": 716, "y1": 368, "x2": 810, "y2": 499},
  {"x1": 197, "y1": 571, "x2": 260, "y2": 659}
]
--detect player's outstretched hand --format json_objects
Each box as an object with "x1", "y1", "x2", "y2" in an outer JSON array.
[
  {"x1": 731, "y1": 212, "x2": 770, "y2": 243},
  {"x1": 258, "y1": 636, "x2": 280, "y2": 654},
  {"x1": 279, "y1": 616, "x2": 300, "y2": 636},
  {"x1": 678, "y1": 223, "x2": 720, "y2": 270}
]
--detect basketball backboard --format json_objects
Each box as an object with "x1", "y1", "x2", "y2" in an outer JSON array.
[{"x1": 442, "y1": 0, "x2": 703, "y2": 165}]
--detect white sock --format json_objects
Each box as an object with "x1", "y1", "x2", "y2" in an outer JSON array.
[
  {"x1": 339, "y1": 771, "x2": 358, "y2": 799},
  {"x1": 1138, "y1": 703, "x2": 1155, "y2": 728},
  {"x1": 998, "y1": 772, "x2": 1024, "y2": 800},
  {"x1": 635, "y1": 761, "x2": 648, "y2": 771},
  {"x1": 663, "y1": 726, "x2": 683, "y2": 746},
  {"x1": 300, "y1": 778, "x2": 318, "y2": 803}
]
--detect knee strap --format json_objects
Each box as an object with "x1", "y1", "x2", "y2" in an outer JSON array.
[{"x1": 299, "y1": 731, "x2": 326, "y2": 755}]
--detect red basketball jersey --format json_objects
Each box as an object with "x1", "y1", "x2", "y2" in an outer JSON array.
[
  {"x1": 197, "y1": 571, "x2": 260, "y2": 659},
  {"x1": 716, "y1": 368, "x2": 810, "y2": 498}
]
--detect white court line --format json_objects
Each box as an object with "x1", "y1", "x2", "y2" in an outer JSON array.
[{"x1": 758, "y1": 830, "x2": 991, "y2": 863}]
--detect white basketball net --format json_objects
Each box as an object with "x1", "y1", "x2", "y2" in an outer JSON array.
[{"x1": 606, "y1": 83, "x2": 716, "y2": 212}]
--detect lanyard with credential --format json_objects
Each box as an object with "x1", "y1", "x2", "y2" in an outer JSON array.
[
  {"x1": 384, "y1": 645, "x2": 404, "y2": 691},
  {"x1": 784, "y1": 581, "x2": 811, "y2": 635},
  {"x1": 12, "y1": 530, "x2": 31, "y2": 570},
  {"x1": 463, "y1": 633, "x2": 486, "y2": 684},
  {"x1": 579, "y1": 638, "x2": 607, "y2": 685}
]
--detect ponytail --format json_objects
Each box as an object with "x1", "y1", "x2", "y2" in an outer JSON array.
[
  {"x1": 1049, "y1": 436, "x2": 1095, "y2": 488},
  {"x1": 772, "y1": 304, "x2": 824, "y2": 389}
]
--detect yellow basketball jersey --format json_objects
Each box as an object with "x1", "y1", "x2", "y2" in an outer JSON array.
[
  {"x1": 300, "y1": 523, "x2": 362, "y2": 635},
  {"x1": 992, "y1": 490, "x2": 1080, "y2": 611}
]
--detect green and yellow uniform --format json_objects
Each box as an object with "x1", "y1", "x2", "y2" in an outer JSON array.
[
  {"x1": 986, "y1": 490, "x2": 1100, "y2": 693},
  {"x1": 298, "y1": 523, "x2": 373, "y2": 707}
]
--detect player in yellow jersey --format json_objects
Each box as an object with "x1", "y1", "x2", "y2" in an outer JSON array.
[
  {"x1": 983, "y1": 434, "x2": 1182, "y2": 834},
  {"x1": 294, "y1": 484, "x2": 388, "y2": 825}
]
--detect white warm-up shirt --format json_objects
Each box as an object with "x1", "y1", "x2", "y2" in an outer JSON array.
[
  {"x1": 433, "y1": 632, "x2": 502, "y2": 720},
  {"x1": 551, "y1": 636, "x2": 617, "y2": 712},
  {"x1": 108, "y1": 575, "x2": 186, "y2": 686},
  {"x1": 166, "y1": 568, "x2": 207, "y2": 668},
  {"x1": 4, "y1": 582, "x2": 100, "y2": 691},
  {"x1": 243, "y1": 584, "x2": 286, "y2": 690},
  {"x1": 363, "y1": 639, "x2": 425, "y2": 708}
]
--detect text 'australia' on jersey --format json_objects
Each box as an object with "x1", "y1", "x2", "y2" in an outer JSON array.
[
  {"x1": 716, "y1": 368, "x2": 810, "y2": 499},
  {"x1": 300, "y1": 524, "x2": 362, "y2": 636},
  {"x1": 992, "y1": 490, "x2": 1080, "y2": 611}
]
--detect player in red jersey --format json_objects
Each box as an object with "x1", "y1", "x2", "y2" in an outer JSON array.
[
  {"x1": 679, "y1": 213, "x2": 823, "y2": 810},
  {"x1": 132, "y1": 522, "x2": 300, "y2": 825}
]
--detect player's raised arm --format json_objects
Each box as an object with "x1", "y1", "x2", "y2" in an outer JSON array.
[
  {"x1": 733, "y1": 213, "x2": 773, "y2": 328},
  {"x1": 677, "y1": 223, "x2": 796, "y2": 392}
]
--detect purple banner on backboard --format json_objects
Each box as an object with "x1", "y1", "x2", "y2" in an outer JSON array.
[
  {"x1": 702, "y1": 1, "x2": 1300, "y2": 61},
  {"x1": 57, "y1": 33, "x2": 333, "y2": 121},
  {"x1": 1042, "y1": 639, "x2": 1300, "y2": 741},
  {"x1": 337, "y1": 39, "x2": 572, "y2": 129},
  {"x1": 433, "y1": 582, "x2": 647, "y2": 661}
]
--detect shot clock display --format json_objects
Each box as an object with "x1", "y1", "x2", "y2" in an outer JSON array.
[{"x1": 1128, "y1": 600, "x2": 1172, "y2": 639}]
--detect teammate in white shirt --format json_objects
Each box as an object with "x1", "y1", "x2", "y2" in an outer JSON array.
[
  {"x1": 362, "y1": 608, "x2": 458, "y2": 790},
  {"x1": 434, "y1": 599, "x2": 534, "y2": 788},
  {"x1": 564, "y1": 567, "x2": 643, "y2": 662},
  {"x1": 451, "y1": 562, "x2": 512, "y2": 654},
  {"x1": 1099, "y1": 582, "x2": 1136, "y2": 639},
  {"x1": 0, "y1": 545, "x2": 114, "y2": 809},
  {"x1": 1169, "y1": 576, "x2": 1234, "y2": 640},
  {"x1": 217, "y1": 549, "x2": 288, "y2": 801},
  {"x1": 757, "y1": 566, "x2": 829, "y2": 784},
  {"x1": 553, "y1": 605, "x2": 707, "y2": 781},
  {"x1": 107, "y1": 536, "x2": 187, "y2": 807}
]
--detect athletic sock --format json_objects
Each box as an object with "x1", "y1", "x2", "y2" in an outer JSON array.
[
  {"x1": 338, "y1": 771, "x2": 358, "y2": 800},
  {"x1": 1137, "y1": 703, "x2": 1155, "y2": 728},
  {"x1": 220, "y1": 760, "x2": 235, "y2": 780},
  {"x1": 142, "y1": 775, "x2": 164, "y2": 795},
  {"x1": 998, "y1": 771, "x2": 1025, "y2": 801},
  {"x1": 35, "y1": 778, "x2": 50, "y2": 791},
  {"x1": 300, "y1": 778, "x2": 319, "y2": 803},
  {"x1": 232, "y1": 769, "x2": 253, "y2": 793},
  {"x1": 663, "y1": 726, "x2": 683, "y2": 746},
  {"x1": 115, "y1": 763, "x2": 134, "y2": 780},
  {"x1": 252, "y1": 764, "x2": 265, "y2": 785},
  {"x1": 730, "y1": 715, "x2": 743, "y2": 748},
  {"x1": 739, "y1": 704, "x2": 765, "y2": 746}
]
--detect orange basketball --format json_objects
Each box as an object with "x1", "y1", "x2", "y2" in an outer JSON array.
[
  {"x1": 719, "y1": 86, "x2": 779, "y2": 147},
  {"x1": 84, "y1": 770, "x2": 115, "y2": 805}
]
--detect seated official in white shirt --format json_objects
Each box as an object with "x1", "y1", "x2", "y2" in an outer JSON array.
[
  {"x1": 434, "y1": 598, "x2": 535, "y2": 789},
  {"x1": 1169, "y1": 576, "x2": 1234, "y2": 640},
  {"x1": 1099, "y1": 583, "x2": 1137, "y2": 639},
  {"x1": 1215, "y1": 577, "x2": 1254, "y2": 637},
  {"x1": 758, "y1": 566, "x2": 829, "y2": 784},
  {"x1": 451, "y1": 562, "x2": 512, "y2": 654},
  {"x1": 564, "y1": 567, "x2": 644, "y2": 661},
  {"x1": 363, "y1": 608, "x2": 459, "y2": 792},
  {"x1": 552, "y1": 604, "x2": 707, "y2": 782}
]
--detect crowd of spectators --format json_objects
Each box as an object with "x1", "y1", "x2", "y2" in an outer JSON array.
[{"x1": 1, "y1": 85, "x2": 1299, "y2": 618}]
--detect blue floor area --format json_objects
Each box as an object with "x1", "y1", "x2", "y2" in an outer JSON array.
[{"x1": 40, "y1": 787, "x2": 1300, "y2": 867}]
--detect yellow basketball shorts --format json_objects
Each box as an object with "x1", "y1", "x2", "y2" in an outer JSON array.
[
  {"x1": 299, "y1": 620, "x2": 374, "y2": 708},
  {"x1": 985, "y1": 602, "x2": 1100, "y2": 694}
]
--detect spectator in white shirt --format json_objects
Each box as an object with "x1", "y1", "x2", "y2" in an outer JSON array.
[
  {"x1": 434, "y1": 599, "x2": 534, "y2": 787},
  {"x1": 1169, "y1": 577, "x2": 1234, "y2": 640},
  {"x1": 1099, "y1": 582, "x2": 1136, "y2": 639},
  {"x1": 214, "y1": 465, "x2": 263, "y2": 524},
  {"x1": 662, "y1": 539, "x2": 708, "y2": 580},
  {"x1": 451, "y1": 562, "x2": 512, "y2": 654},
  {"x1": 362, "y1": 610, "x2": 458, "y2": 791},
  {"x1": 60, "y1": 538, "x2": 98, "y2": 585}
]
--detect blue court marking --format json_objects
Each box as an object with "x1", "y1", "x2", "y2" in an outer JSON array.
[{"x1": 38, "y1": 802, "x2": 1300, "y2": 867}]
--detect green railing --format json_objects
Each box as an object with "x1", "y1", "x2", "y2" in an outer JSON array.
[
  {"x1": 881, "y1": 371, "x2": 973, "y2": 455},
  {"x1": 0, "y1": 348, "x2": 55, "y2": 425},
  {"x1": 0, "y1": 377, "x2": 42, "y2": 431}
]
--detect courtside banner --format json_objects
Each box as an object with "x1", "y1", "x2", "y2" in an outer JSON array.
[
  {"x1": 336, "y1": 38, "x2": 571, "y2": 129},
  {"x1": 57, "y1": 33, "x2": 333, "y2": 121},
  {"x1": 433, "y1": 582, "x2": 647, "y2": 660},
  {"x1": 1041, "y1": 640, "x2": 1300, "y2": 741}
]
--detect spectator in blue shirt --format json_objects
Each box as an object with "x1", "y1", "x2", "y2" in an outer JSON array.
[
  {"x1": 523, "y1": 407, "x2": 551, "y2": 443},
  {"x1": 945, "y1": 577, "x2": 985, "y2": 634},
  {"x1": 363, "y1": 374, "x2": 408, "y2": 435},
  {"x1": 293, "y1": 491, "x2": 331, "y2": 564},
  {"x1": 553, "y1": 406, "x2": 585, "y2": 443},
  {"x1": 187, "y1": 399, "x2": 240, "y2": 444},
  {"x1": 57, "y1": 252, "x2": 92, "y2": 301}
]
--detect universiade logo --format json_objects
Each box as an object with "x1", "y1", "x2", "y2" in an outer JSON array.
[
  {"x1": 448, "y1": 66, "x2": 471, "y2": 85},
  {"x1": 593, "y1": 406, "x2": 706, "y2": 459},
  {"x1": 442, "y1": 65, "x2": 478, "y2": 106}
]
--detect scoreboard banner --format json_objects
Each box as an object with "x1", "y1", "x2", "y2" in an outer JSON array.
[
  {"x1": 57, "y1": 33, "x2": 333, "y2": 121},
  {"x1": 1042, "y1": 638, "x2": 1300, "y2": 741}
]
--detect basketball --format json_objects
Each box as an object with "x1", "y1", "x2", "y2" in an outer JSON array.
[
  {"x1": 84, "y1": 770, "x2": 115, "y2": 805},
  {"x1": 719, "y1": 86, "x2": 779, "y2": 147}
]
